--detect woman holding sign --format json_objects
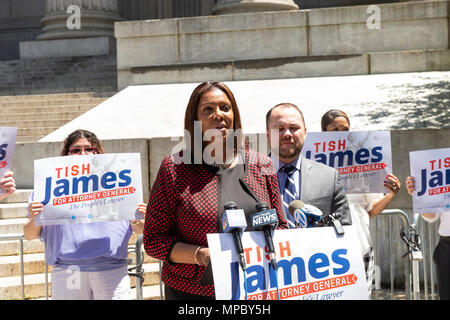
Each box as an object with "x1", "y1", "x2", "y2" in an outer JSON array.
[
  {"x1": 0, "y1": 170, "x2": 16, "y2": 201},
  {"x1": 321, "y1": 109, "x2": 402, "y2": 298},
  {"x1": 406, "y1": 176, "x2": 450, "y2": 300},
  {"x1": 24, "y1": 129, "x2": 146, "y2": 300},
  {"x1": 144, "y1": 81, "x2": 287, "y2": 300}
]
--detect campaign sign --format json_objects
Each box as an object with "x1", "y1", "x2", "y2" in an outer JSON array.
[
  {"x1": 207, "y1": 226, "x2": 368, "y2": 300},
  {"x1": 301, "y1": 131, "x2": 392, "y2": 194},
  {"x1": 409, "y1": 148, "x2": 450, "y2": 213},
  {"x1": 33, "y1": 153, "x2": 144, "y2": 225},
  {"x1": 0, "y1": 127, "x2": 17, "y2": 195}
]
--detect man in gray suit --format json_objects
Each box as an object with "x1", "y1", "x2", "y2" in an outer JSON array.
[{"x1": 266, "y1": 103, "x2": 351, "y2": 228}]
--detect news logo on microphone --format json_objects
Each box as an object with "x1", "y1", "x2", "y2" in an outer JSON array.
[{"x1": 250, "y1": 209, "x2": 278, "y2": 229}]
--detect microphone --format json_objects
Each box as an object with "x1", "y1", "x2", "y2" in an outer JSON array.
[
  {"x1": 250, "y1": 202, "x2": 278, "y2": 270},
  {"x1": 221, "y1": 201, "x2": 247, "y2": 271},
  {"x1": 288, "y1": 200, "x2": 323, "y2": 228}
]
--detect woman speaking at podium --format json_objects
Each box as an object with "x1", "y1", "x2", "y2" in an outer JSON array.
[{"x1": 143, "y1": 81, "x2": 287, "y2": 300}]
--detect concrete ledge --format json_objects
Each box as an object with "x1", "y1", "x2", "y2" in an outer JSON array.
[
  {"x1": 118, "y1": 49, "x2": 450, "y2": 87},
  {"x1": 116, "y1": 0, "x2": 450, "y2": 88},
  {"x1": 19, "y1": 36, "x2": 116, "y2": 60},
  {"x1": 371, "y1": 49, "x2": 450, "y2": 74}
]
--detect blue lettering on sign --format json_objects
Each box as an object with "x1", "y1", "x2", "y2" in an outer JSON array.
[
  {"x1": 417, "y1": 168, "x2": 450, "y2": 197},
  {"x1": 305, "y1": 146, "x2": 383, "y2": 167},
  {"x1": 41, "y1": 169, "x2": 132, "y2": 205},
  {"x1": 230, "y1": 248, "x2": 350, "y2": 300}
]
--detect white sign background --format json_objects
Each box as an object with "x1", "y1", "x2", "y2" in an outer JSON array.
[
  {"x1": 0, "y1": 127, "x2": 17, "y2": 195},
  {"x1": 410, "y1": 148, "x2": 450, "y2": 213},
  {"x1": 34, "y1": 153, "x2": 144, "y2": 225},
  {"x1": 208, "y1": 226, "x2": 368, "y2": 300},
  {"x1": 301, "y1": 131, "x2": 392, "y2": 194}
]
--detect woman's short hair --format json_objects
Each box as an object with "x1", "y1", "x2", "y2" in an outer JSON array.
[
  {"x1": 321, "y1": 109, "x2": 350, "y2": 132},
  {"x1": 60, "y1": 129, "x2": 104, "y2": 156},
  {"x1": 184, "y1": 81, "x2": 243, "y2": 157}
]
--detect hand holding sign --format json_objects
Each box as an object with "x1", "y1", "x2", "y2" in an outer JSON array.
[
  {"x1": 0, "y1": 170, "x2": 16, "y2": 201},
  {"x1": 0, "y1": 127, "x2": 17, "y2": 199}
]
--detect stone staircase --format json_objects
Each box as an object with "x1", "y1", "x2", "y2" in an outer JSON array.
[
  {"x1": 0, "y1": 92, "x2": 113, "y2": 143},
  {"x1": 0, "y1": 54, "x2": 118, "y2": 143},
  {"x1": 0, "y1": 55, "x2": 118, "y2": 96},
  {"x1": 0, "y1": 190, "x2": 163, "y2": 300}
]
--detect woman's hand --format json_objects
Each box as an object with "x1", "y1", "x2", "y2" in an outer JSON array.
[
  {"x1": 195, "y1": 247, "x2": 211, "y2": 266},
  {"x1": 24, "y1": 202, "x2": 44, "y2": 240},
  {"x1": 28, "y1": 201, "x2": 44, "y2": 219},
  {"x1": 405, "y1": 176, "x2": 416, "y2": 195},
  {"x1": 130, "y1": 203, "x2": 147, "y2": 234},
  {"x1": 384, "y1": 174, "x2": 401, "y2": 196},
  {"x1": 0, "y1": 171, "x2": 16, "y2": 201}
]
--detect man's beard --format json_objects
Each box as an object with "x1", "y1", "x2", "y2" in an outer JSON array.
[{"x1": 274, "y1": 142, "x2": 301, "y2": 161}]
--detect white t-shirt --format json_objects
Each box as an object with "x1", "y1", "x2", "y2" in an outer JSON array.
[
  {"x1": 346, "y1": 193, "x2": 384, "y2": 255},
  {"x1": 421, "y1": 212, "x2": 450, "y2": 237}
]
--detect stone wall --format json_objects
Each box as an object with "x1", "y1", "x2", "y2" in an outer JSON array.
[{"x1": 115, "y1": 0, "x2": 450, "y2": 90}]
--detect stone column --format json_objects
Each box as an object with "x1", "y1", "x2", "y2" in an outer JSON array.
[
  {"x1": 38, "y1": 0, "x2": 121, "y2": 40},
  {"x1": 212, "y1": 0, "x2": 298, "y2": 15}
]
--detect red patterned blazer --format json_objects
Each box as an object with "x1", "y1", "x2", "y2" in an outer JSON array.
[{"x1": 143, "y1": 149, "x2": 287, "y2": 297}]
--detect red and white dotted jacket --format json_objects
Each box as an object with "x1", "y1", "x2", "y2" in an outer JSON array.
[{"x1": 143, "y1": 149, "x2": 287, "y2": 297}]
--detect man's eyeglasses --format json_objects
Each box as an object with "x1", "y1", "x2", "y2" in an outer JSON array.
[{"x1": 69, "y1": 147, "x2": 97, "y2": 155}]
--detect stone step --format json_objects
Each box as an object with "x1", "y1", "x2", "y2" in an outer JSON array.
[
  {"x1": 16, "y1": 136, "x2": 48, "y2": 143},
  {"x1": 17, "y1": 127, "x2": 60, "y2": 137},
  {"x1": 0, "y1": 98, "x2": 107, "y2": 107},
  {"x1": 0, "y1": 92, "x2": 109, "y2": 103},
  {"x1": 0, "y1": 203, "x2": 28, "y2": 219},
  {"x1": 3, "y1": 111, "x2": 87, "y2": 122},
  {"x1": 0, "y1": 190, "x2": 33, "y2": 204},
  {"x1": 0, "y1": 119, "x2": 77, "y2": 128},
  {"x1": 0, "y1": 239, "x2": 44, "y2": 257},
  {"x1": 0, "y1": 253, "x2": 47, "y2": 278},
  {"x1": 0, "y1": 86, "x2": 118, "y2": 96},
  {"x1": 1, "y1": 105, "x2": 94, "y2": 115},
  {"x1": 0, "y1": 218, "x2": 27, "y2": 234},
  {"x1": 0, "y1": 262, "x2": 161, "y2": 300}
]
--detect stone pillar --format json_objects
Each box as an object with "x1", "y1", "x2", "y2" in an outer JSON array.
[
  {"x1": 212, "y1": 0, "x2": 298, "y2": 15},
  {"x1": 38, "y1": 0, "x2": 121, "y2": 40}
]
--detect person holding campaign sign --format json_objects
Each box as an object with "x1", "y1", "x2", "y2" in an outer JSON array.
[
  {"x1": 321, "y1": 109, "x2": 402, "y2": 297},
  {"x1": 24, "y1": 129, "x2": 146, "y2": 300},
  {"x1": 406, "y1": 152, "x2": 450, "y2": 300},
  {"x1": 143, "y1": 81, "x2": 287, "y2": 300},
  {"x1": 0, "y1": 171, "x2": 16, "y2": 201}
]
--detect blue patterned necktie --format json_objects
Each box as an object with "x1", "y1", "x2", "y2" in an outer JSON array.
[{"x1": 280, "y1": 164, "x2": 298, "y2": 228}]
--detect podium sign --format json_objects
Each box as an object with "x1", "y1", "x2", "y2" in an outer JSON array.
[{"x1": 207, "y1": 226, "x2": 368, "y2": 300}]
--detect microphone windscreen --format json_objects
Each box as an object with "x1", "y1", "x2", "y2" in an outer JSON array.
[
  {"x1": 288, "y1": 200, "x2": 305, "y2": 215},
  {"x1": 224, "y1": 201, "x2": 238, "y2": 210},
  {"x1": 222, "y1": 208, "x2": 247, "y2": 233}
]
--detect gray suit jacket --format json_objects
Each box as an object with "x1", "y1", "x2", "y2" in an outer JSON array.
[{"x1": 300, "y1": 156, "x2": 352, "y2": 225}]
